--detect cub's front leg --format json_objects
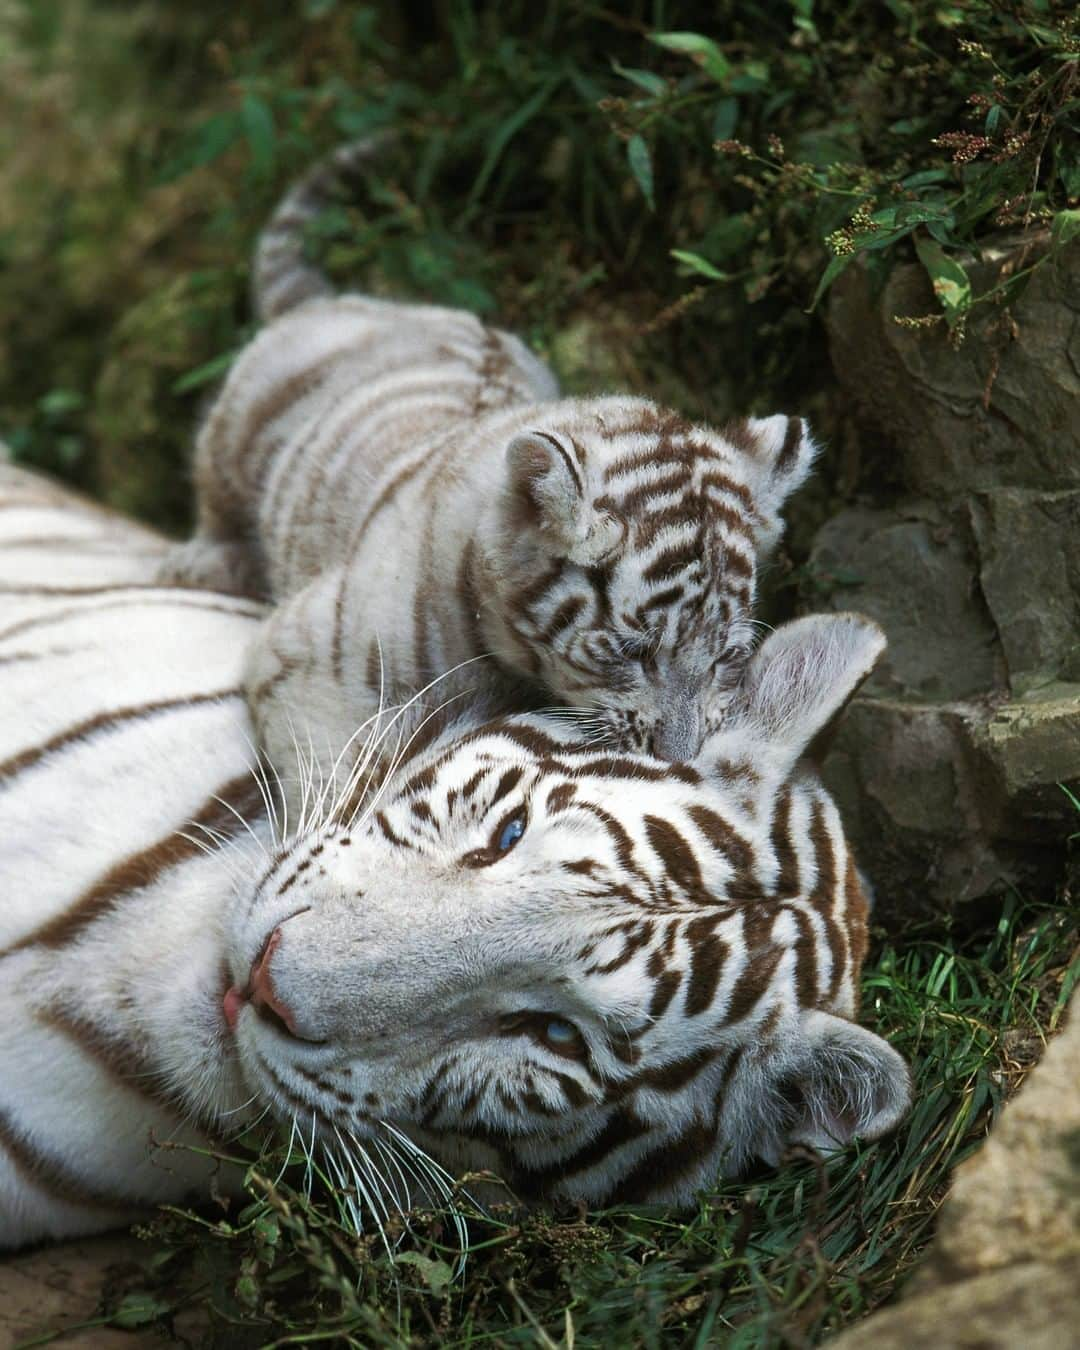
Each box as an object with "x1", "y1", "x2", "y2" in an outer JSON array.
[
  {"x1": 155, "y1": 535, "x2": 268, "y2": 599},
  {"x1": 245, "y1": 566, "x2": 441, "y2": 824}
]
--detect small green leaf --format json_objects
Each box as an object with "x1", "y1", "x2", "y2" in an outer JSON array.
[
  {"x1": 469, "y1": 79, "x2": 560, "y2": 204},
  {"x1": 729, "y1": 60, "x2": 770, "y2": 93},
  {"x1": 1051, "y1": 209, "x2": 1080, "y2": 247},
  {"x1": 649, "y1": 31, "x2": 731, "y2": 84},
  {"x1": 901, "y1": 168, "x2": 950, "y2": 189},
  {"x1": 172, "y1": 348, "x2": 239, "y2": 396},
  {"x1": 627, "y1": 134, "x2": 655, "y2": 210},
  {"x1": 395, "y1": 1250, "x2": 455, "y2": 1296},
  {"x1": 711, "y1": 96, "x2": 738, "y2": 140},
  {"x1": 38, "y1": 388, "x2": 84, "y2": 418},
  {"x1": 241, "y1": 92, "x2": 276, "y2": 181},
  {"x1": 807, "y1": 252, "x2": 854, "y2": 312},
  {"x1": 914, "y1": 236, "x2": 972, "y2": 328},
  {"x1": 110, "y1": 1292, "x2": 172, "y2": 1329},
  {"x1": 670, "y1": 249, "x2": 729, "y2": 281},
  {"x1": 611, "y1": 58, "x2": 667, "y2": 97},
  {"x1": 253, "y1": 1212, "x2": 281, "y2": 1248}
]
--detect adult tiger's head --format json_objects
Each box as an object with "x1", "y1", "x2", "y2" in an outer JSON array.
[
  {"x1": 223, "y1": 613, "x2": 909, "y2": 1209},
  {"x1": 477, "y1": 396, "x2": 817, "y2": 761}
]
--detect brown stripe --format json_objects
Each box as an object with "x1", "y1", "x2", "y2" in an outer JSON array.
[
  {"x1": 770, "y1": 790, "x2": 799, "y2": 896},
  {"x1": 644, "y1": 815, "x2": 703, "y2": 898},
  {"x1": 845, "y1": 856, "x2": 870, "y2": 984},
  {"x1": 776, "y1": 416, "x2": 804, "y2": 477},
  {"x1": 456, "y1": 537, "x2": 486, "y2": 659},
  {"x1": 806, "y1": 799, "x2": 847, "y2": 1003},
  {"x1": 683, "y1": 916, "x2": 729, "y2": 1016},
  {"x1": 725, "y1": 945, "x2": 785, "y2": 1024},
  {"x1": 791, "y1": 906, "x2": 819, "y2": 1007},
  {"x1": 532, "y1": 430, "x2": 584, "y2": 496},
  {"x1": 687, "y1": 804, "x2": 758, "y2": 894},
  {"x1": 0, "y1": 689, "x2": 240, "y2": 783},
  {"x1": 0, "y1": 1102, "x2": 141, "y2": 1213},
  {"x1": 331, "y1": 565, "x2": 352, "y2": 686},
  {"x1": 604, "y1": 1118, "x2": 714, "y2": 1205},
  {"x1": 642, "y1": 540, "x2": 702, "y2": 586},
  {"x1": 0, "y1": 644, "x2": 85, "y2": 668},
  {"x1": 648, "y1": 969, "x2": 681, "y2": 1019},
  {"x1": 620, "y1": 1044, "x2": 719, "y2": 1096},
  {"x1": 40, "y1": 1004, "x2": 221, "y2": 1137},
  {"x1": 617, "y1": 469, "x2": 694, "y2": 516},
  {"x1": 513, "y1": 1107, "x2": 649, "y2": 1196},
  {"x1": 3, "y1": 771, "x2": 263, "y2": 955},
  {"x1": 540, "y1": 594, "x2": 587, "y2": 644},
  {"x1": 0, "y1": 593, "x2": 262, "y2": 645}
]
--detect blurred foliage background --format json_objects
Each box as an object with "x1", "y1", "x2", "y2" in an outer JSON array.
[{"x1": 1, "y1": 0, "x2": 1077, "y2": 535}]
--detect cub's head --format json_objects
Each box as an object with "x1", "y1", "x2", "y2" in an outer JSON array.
[
  {"x1": 223, "y1": 613, "x2": 907, "y2": 1210},
  {"x1": 481, "y1": 397, "x2": 817, "y2": 760}
]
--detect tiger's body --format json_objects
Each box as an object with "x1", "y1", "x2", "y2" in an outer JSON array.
[
  {"x1": 1, "y1": 465, "x2": 908, "y2": 1249},
  {"x1": 0, "y1": 463, "x2": 269, "y2": 1244},
  {"x1": 160, "y1": 143, "x2": 818, "y2": 803}
]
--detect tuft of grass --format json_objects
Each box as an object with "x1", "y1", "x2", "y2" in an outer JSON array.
[{"x1": 39, "y1": 893, "x2": 1075, "y2": 1350}]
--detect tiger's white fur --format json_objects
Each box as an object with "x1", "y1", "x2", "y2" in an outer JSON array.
[
  {"x1": 159, "y1": 142, "x2": 818, "y2": 797},
  {"x1": 1, "y1": 465, "x2": 908, "y2": 1249}
]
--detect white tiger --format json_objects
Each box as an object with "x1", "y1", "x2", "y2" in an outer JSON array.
[
  {"x1": 0, "y1": 465, "x2": 908, "y2": 1250},
  {"x1": 158, "y1": 141, "x2": 818, "y2": 804}
]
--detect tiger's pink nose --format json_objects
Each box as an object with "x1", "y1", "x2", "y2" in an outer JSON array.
[{"x1": 247, "y1": 926, "x2": 298, "y2": 1034}]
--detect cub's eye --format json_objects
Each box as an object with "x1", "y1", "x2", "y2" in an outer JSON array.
[
  {"x1": 497, "y1": 816, "x2": 526, "y2": 852},
  {"x1": 541, "y1": 1018, "x2": 586, "y2": 1058}
]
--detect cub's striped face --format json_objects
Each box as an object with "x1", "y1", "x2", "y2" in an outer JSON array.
[
  {"x1": 223, "y1": 617, "x2": 909, "y2": 1208},
  {"x1": 489, "y1": 401, "x2": 817, "y2": 760}
]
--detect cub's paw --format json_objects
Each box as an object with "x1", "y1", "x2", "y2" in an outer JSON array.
[{"x1": 154, "y1": 539, "x2": 267, "y2": 599}]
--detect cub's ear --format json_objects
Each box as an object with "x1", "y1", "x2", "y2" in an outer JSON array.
[
  {"x1": 504, "y1": 431, "x2": 622, "y2": 565},
  {"x1": 738, "y1": 415, "x2": 818, "y2": 554},
  {"x1": 736, "y1": 612, "x2": 884, "y2": 778},
  {"x1": 778, "y1": 1010, "x2": 911, "y2": 1156}
]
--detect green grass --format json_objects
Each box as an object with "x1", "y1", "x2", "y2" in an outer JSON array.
[
  {"x1": 41, "y1": 893, "x2": 1074, "y2": 1350},
  {"x1": 3, "y1": 1, "x2": 1078, "y2": 531}
]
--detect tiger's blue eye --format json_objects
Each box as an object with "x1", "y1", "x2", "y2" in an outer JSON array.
[
  {"x1": 545, "y1": 1019, "x2": 579, "y2": 1048},
  {"x1": 498, "y1": 817, "x2": 526, "y2": 852}
]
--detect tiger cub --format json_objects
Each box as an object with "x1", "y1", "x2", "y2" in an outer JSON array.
[
  {"x1": 2, "y1": 464, "x2": 909, "y2": 1247},
  {"x1": 158, "y1": 142, "x2": 818, "y2": 801}
]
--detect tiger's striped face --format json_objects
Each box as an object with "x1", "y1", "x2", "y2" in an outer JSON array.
[
  {"x1": 483, "y1": 400, "x2": 817, "y2": 760},
  {"x1": 223, "y1": 616, "x2": 909, "y2": 1207}
]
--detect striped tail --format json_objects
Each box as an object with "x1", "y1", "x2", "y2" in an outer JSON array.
[{"x1": 251, "y1": 135, "x2": 390, "y2": 323}]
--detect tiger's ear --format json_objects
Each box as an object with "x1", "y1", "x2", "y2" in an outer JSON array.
[
  {"x1": 701, "y1": 612, "x2": 884, "y2": 782},
  {"x1": 739, "y1": 415, "x2": 818, "y2": 554},
  {"x1": 504, "y1": 431, "x2": 622, "y2": 565},
  {"x1": 777, "y1": 1011, "x2": 911, "y2": 1156}
]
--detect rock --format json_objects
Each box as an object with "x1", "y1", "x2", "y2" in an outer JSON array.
[
  {"x1": 808, "y1": 280, "x2": 1080, "y2": 905},
  {"x1": 823, "y1": 687, "x2": 1080, "y2": 913},
  {"x1": 826, "y1": 1255, "x2": 1080, "y2": 1350},
  {"x1": 926, "y1": 1001, "x2": 1080, "y2": 1282},
  {"x1": 828, "y1": 1000, "x2": 1080, "y2": 1349},
  {"x1": 809, "y1": 504, "x2": 1003, "y2": 703},
  {"x1": 827, "y1": 234, "x2": 1080, "y2": 498},
  {"x1": 970, "y1": 489, "x2": 1080, "y2": 693}
]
